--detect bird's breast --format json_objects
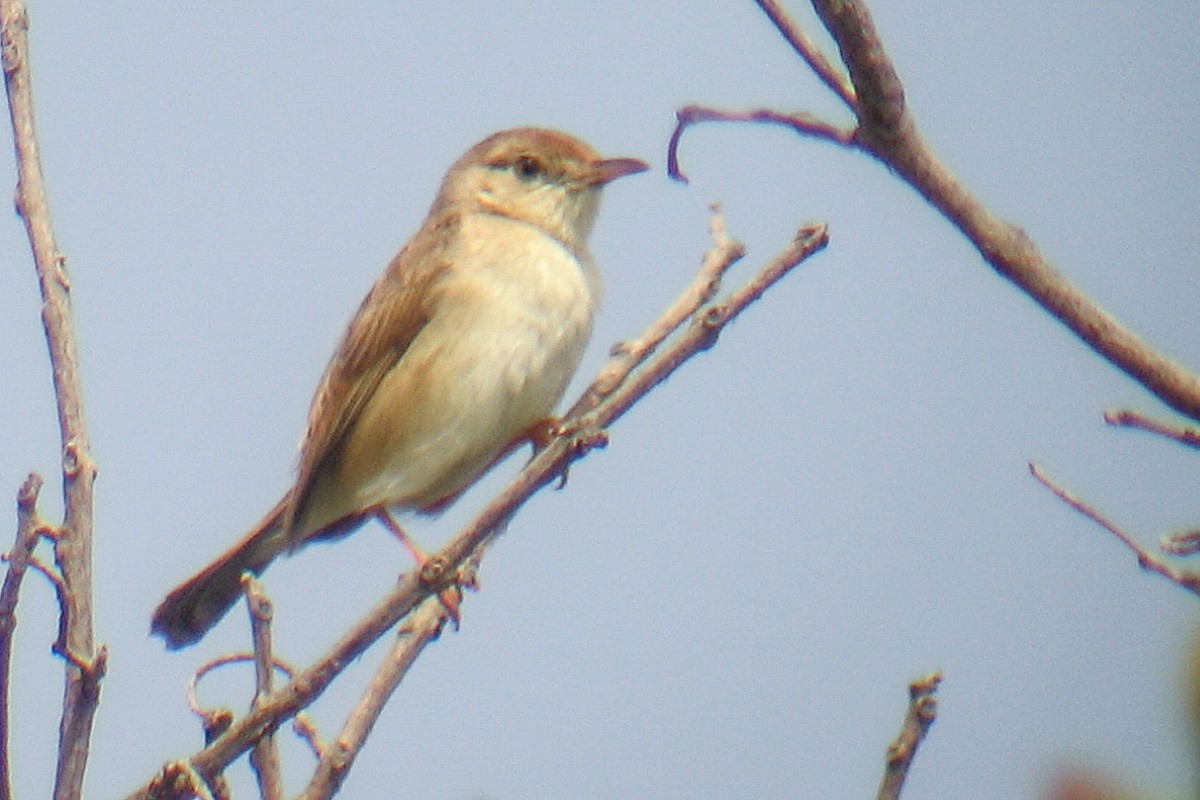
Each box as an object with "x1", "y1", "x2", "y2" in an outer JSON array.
[
  {"x1": 348, "y1": 213, "x2": 600, "y2": 511},
  {"x1": 444, "y1": 212, "x2": 599, "y2": 389}
]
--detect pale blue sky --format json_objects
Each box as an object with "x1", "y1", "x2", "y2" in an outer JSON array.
[{"x1": 1, "y1": 3, "x2": 1197, "y2": 799}]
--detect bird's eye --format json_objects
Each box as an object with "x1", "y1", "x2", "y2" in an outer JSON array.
[{"x1": 514, "y1": 155, "x2": 543, "y2": 181}]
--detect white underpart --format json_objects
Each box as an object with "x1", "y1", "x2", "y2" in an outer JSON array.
[{"x1": 357, "y1": 209, "x2": 600, "y2": 509}]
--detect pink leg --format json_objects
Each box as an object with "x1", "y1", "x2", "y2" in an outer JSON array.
[
  {"x1": 375, "y1": 509, "x2": 462, "y2": 625},
  {"x1": 376, "y1": 509, "x2": 431, "y2": 566}
]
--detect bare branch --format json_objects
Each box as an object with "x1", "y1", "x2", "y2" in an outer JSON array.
[
  {"x1": 806, "y1": 0, "x2": 1200, "y2": 421},
  {"x1": 1104, "y1": 409, "x2": 1200, "y2": 450},
  {"x1": 244, "y1": 577, "x2": 282, "y2": 800},
  {"x1": 125, "y1": 220, "x2": 829, "y2": 800},
  {"x1": 574, "y1": 223, "x2": 828, "y2": 431},
  {"x1": 753, "y1": 0, "x2": 856, "y2": 108},
  {"x1": 877, "y1": 672, "x2": 941, "y2": 800},
  {"x1": 296, "y1": 597, "x2": 448, "y2": 800},
  {"x1": 0, "y1": 3, "x2": 101, "y2": 797},
  {"x1": 667, "y1": 1, "x2": 1200, "y2": 419},
  {"x1": 0, "y1": 474, "x2": 45, "y2": 800},
  {"x1": 584, "y1": 205, "x2": 744, "y2": 399},
  {"x1": 1029, "y1": 463, "x2": 1200, "y2": 597}
]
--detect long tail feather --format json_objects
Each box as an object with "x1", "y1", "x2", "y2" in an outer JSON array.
[{"x1": 150, "y1": 499, "x2": 290, "y2": 649}]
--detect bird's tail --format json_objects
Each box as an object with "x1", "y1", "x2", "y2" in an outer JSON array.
[{"x1": 150, "y1": 499, "x2": 291, "y2": 649}]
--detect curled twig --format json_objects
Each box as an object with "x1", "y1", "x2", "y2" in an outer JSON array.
[
  {"x1": 670, "y1": 0, "x2": 1200, "y2": 422},
  {"x1": 186, "y1": 653, "x2": 299, "y2": 717},
  {"x1": 668, "y1": 106, "x2": 854, "y2": 183}
]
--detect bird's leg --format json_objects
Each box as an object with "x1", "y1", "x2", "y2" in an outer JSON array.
[
  {"x1": 375, "y1": 508, "x2": 430, "y2": 566},
  {"x1": 524, "y1": 416, "x2": 562, "y2": 454},
  {"x1": 522, "y1": 416, "x2": 609, "y2": 488},
  {"x1": 375, "y1": 509, "x2": 461, "y2": 626}
]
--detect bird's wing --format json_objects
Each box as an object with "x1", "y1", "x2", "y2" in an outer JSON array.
[{"x1": 285, "y1": 212, "x2": 457, "y2": 535}]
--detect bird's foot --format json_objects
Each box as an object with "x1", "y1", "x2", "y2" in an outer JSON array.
[{"x1": 375, "y1": 510, "x2": 462, "y2": 628}]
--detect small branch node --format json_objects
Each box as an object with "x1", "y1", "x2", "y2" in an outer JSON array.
[
  {"x1": 569, "y1": 427, "x2": 609, "y2": 457},
  {"x1": 1161, "y1": 528, "x2": 1200, "y2": 557},
  {"x1": 16, "y1": 472, "x2": 42, "y2": 507},
  {"x1": 417, "y1": 555, "x2": 450, "y2": 589},
  {"x1": 242, "y1": 574, "x2": 274, "y2": 631},
  {"x1": 51, "y1": 640, "x2": 104, "y2": 676},
  {"x1": 62, "y1": 439, "x2": 82, "y2": 477},
  {"x1": 292, "y1": 713, "x2": 327, "y2": 760},
  {"x1": 52, "y1": 250, "x2": 69, "y2": 287},
  {"x1": 877, "y1": 671, "x2": 942, "y2": 800},
  {"x1": 147, "y1": 761, "x2": 217, "y2": 800},
  {"x1": 700, "y1": 304, "x2": 726, "y2": 331},
  {"x1": 201, "y1": 709, "x2": 235, "y2": 745},
  {"x1": 0, "y1": 14, "x2": 23, "y2": 77}
]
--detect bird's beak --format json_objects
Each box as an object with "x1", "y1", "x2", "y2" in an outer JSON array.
[{"x1": 587, "y1": 157, "x2": 651, "y2": 186}]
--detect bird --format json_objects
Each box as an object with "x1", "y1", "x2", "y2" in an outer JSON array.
[{"x1": 151, "y1": 127, "x2": 648, "y2": 648}]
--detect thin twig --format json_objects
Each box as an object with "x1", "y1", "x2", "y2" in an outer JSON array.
[
  {"x1": 125, "y1": 220, "x2": 829, "y2": 800},
  {"x1": 0, "y1": 474, "x2": 45, "y2": 800},
  {"x1": 1029, "y1": 463, "x2": 1200, "y2": 597},
  {"x1": 877, "y1": 672, "x2": 941, "y2": 800},
  {"x1": 807, "y1": 0, "x2": 1200, "y2": 422},
  {"x1": 582, "y1": 205, "x2": 744, "y2": 400},
  {"x1": 1104, "y1": 409, "x2": 1200, "y2": 450},
  {"x1": 292, "y1": 714, "x2": 327, "y2": 761},
  {"x1": 753, "y1": 0, "x2": 856, "y2": 108},
  {"x1": 671, "y1": 1, "x2": 1200, "y2": 420},
  {"x1": 9, "y1": 549, "x2": 70, "y2": 663},
  {"x1": 244, "y1": 577, "x2": 282, "y2": 800},
  {"x1": 667, "y1": 106, "x2": 854, "y2": 183},
  {"x1": 296, "y1": 597, "x2": 448, "y2": 800},
  {"x1": 575, "y1": 223, "x2": 828, "y2": 432},
  {"x1": 0, "y1": 3, "x2": 101, "y2": 797}
]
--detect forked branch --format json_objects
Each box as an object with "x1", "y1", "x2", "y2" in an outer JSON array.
[
  {"x1": 0, "y1": 3, "x2": 102, "y2": 799},
  {"x1": 126, "y1": 216, "x2": 828, "y2": 799},
  {"x1": 669, "y1": 0, "x2": 1200, "y2": 422}
]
